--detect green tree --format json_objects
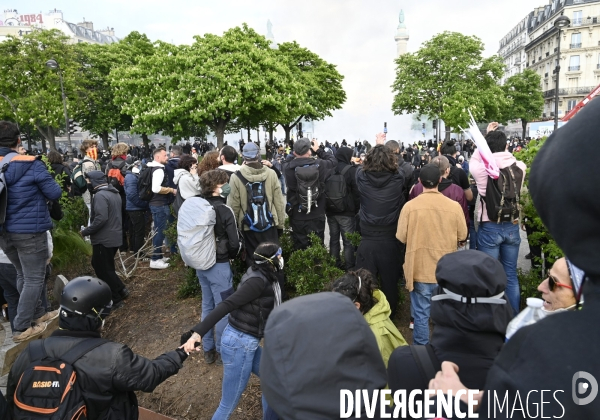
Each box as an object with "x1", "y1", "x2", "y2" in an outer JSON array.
[
  {"x1": 0, "y1": 30, "x2": 78, "y2": 151},
  {"x1": 391, "y1": 31, "x2": 507, "y2": 138},
  {"x1": 273, "y1": 41, "x2": 346, "y2": 142},
  {"x1": 112, "y1": 24, "x2": 304, "y2": 148},
  {"x1": 502, "y1": 69, "x2": 544, "y2": 140}
]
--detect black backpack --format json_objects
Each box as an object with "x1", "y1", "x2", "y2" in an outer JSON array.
[
  {"x1": 481, "y1": 163, "x2": 524, "y2": 224},
  {"x1": 137, "y1": 167, "x2": 157, "y2": 201},
  {"x1": 235, "y1": 172, "x2": 275, "y2": 232},
  {"x1": 409, "y1": 344, "x2": 442, "y2": 385},
  {"x1": 324, "y1": 165, "x2": 351, "y2": 213},
  {"x1": 294, "y1": 162, "x2": 321, "y2": 214},
  {"x1": 12, "y1": 338, "x2": 107, "y2": 420}
]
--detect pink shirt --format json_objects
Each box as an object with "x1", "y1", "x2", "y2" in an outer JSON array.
[{"x1": 470, "y1": 150, "x2": 527, "y2": 222}]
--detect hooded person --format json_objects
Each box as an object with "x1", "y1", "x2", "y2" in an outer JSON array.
[
  {"x1": 81, "y1": 171, "x2": 128, "y2": 307},
  {"x1": 6, "y1": 276, "x2": 187, "y2": 419},
  {"x1": 325, "y1": 146, "x2": 360, "y2": 270},
  {"x1": 261, "y1": 292, "x2": 388, "y2": 420},
  {"x1": 388, "y1": 250, "x2": 511, "y2": 414},
  {"x1": 428, "y1": 97, "x2": 600, "y2": 419}
]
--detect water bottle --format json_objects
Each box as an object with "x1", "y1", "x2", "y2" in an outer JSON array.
[{"x1": 505, "y1": 297, "x2": 546, "y2": 341}]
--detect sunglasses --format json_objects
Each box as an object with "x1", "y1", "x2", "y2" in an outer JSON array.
[{"x1": 547, "y1": 272, "x2": 573, "y2": 292}]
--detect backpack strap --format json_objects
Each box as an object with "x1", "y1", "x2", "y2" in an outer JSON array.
[
  {"x1": 339, "y1": 164, "x2": 351, "y2": 177},
  {"x1": 409, "y1": 344, "x2": 442, "y2": 385},
  {"x1": 28, "y1": 339, "x2": 49, "y2": 362},
  {"x1": 234, "y1": 171, "x2": 249, "y2": 185},
  {"x1": 60, "y1": 338, "x2": 109, "y2": 365}
]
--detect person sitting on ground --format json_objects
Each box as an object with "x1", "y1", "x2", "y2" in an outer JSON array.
[
  {"x1": 260, "y1": 292, "x2": 387, "y2": 419},
  {"x1": 6, "y1": 276, "x2": 188, "y2": 419},
  {"x1": 330, "y1": 268, "x2": 407, "y2": 367},
  {"x1": 182, "y1": 242, "x2": 284, "y2": 419},
  {"x1": 388, "y1": 250, "x2": 512, "y2": 418},
  {"x1": 173, "y1": 155, "x2": 201, "y2": 199}
]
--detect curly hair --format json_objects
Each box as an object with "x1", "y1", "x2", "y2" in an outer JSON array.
[
  {"x1": 111, "y1": 142, "x2": 129, "y2": 157},
  {"x1": 199, "y1": 169, "x2": 228, "y2": 196},
  {"x1": 47, "y1": 150, "x2": 64, "y2": 165},
  {"x1": 178, "y1": 155, "x2": 197, "y2": 172},
  {"x1": 197, "y1": 151, "x2": 220, "y2": 177},
  {"x1": 79, "y1": 139, "x2": 98, "y2": 155},
  {"x1": 362, "y1": 145, "x2": 398, "y2": 174},
  {"x1": 329, "y1": 268, "x2": 378, "y2": 315}
]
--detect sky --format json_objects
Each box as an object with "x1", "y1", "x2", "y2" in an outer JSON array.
[{"x1": 16, "y1": 0, "x2": 540, "y2": 144}]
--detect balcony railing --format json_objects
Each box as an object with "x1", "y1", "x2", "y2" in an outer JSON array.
[
  {"x1": 570, "y1": 43, "x2": 582, "y2": 48},
  {"x1": 572, "y1": 18, "x2": 583, "y2": 26},
  {"x1": 543, "y1": 86, "x2": 595, "y2": 98},
  {"x1": 568, "y1": 65, "x2": 581, "y2": 71}
]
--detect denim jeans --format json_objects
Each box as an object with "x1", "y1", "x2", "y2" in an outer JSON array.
[
  {"x1": 477, "y1": 222, "x2": 521, "y2": 315},
  {"x1": 197, "y1": 262, "x2": 233, "y2": 353},
  {"x1": 212, "y1": 324, "x2": 269, "y2": 419},
  {"x1": 279, "y1": 175, "x2": 286, "y2": 195},
  {"x1": 410, "y1": 282, "x2": 437, "y2": 345},
  {"x1": 327, "y1": 214, "x2": 356, "y2": 269},
  {"x1": 0, "y1": 263, "x2": 19, "y2": 332},
  {"x1": 150, "y1": 204, "x2": 170, "y2": 260},
  {"x1": 0, "y1": 232, "x2": 48, "y2": 331}
]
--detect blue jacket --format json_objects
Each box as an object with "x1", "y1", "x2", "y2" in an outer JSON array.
[
  {"x1": 0, "y1": 148, "x2": 62, "y2": 233},
  {"x1": 124, "y1": 171, "x2": 149, "y2": 211}
]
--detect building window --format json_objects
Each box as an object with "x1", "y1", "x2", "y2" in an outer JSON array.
[
  {"x1": 569, "y1": 55, "x2": 580, "y2": 71},
  {"x1": 570, "y1": 33, "x2": 581, "y2": 48},
  {"x1": 567, "y1": 100, "x2": 577, "y2": 111},
  {"x1": 573, "y1": 10, "x2": 583, "y2": 26}
]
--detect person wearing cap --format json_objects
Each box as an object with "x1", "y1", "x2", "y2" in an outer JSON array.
[
  {"x1": 388, "y1": 250, "x2": 512, "y2": 419},
  {"x1": 283, "y1": 138, "x2": 336, "y2": 250},
  {"x1": 429, "y1": 98, "x2": 600, "y2": 418},
  {"x1": 397, "y1": 164, "x2": 468, "y2": 345},
  {"x1": 181, "y1": 242, "x2": 284, "y2": 419},
  {"x1": 6, "y1": 276, "x2": 188, "y2": 419},
  {"x1": 228, "y1": 142, "x2": 285, "y2": 267}
]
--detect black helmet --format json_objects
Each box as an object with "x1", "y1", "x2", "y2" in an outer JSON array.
[{"x1": 60, "y1": 276, "x2": 112, "y2": 319}]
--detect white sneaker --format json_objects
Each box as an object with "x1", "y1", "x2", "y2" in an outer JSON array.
[
  {"x1": 149, "y1": 259, "x2": 169, "y2": 270},
  {"x1": 161, "y1": 257, "x2": 170, "y2": 263}
]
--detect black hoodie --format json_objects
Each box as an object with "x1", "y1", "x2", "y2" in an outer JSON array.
[
  {"x1": 326, "y1": 146, "x2": 360, "y2": 217},
  {"x1": 81, "y1": 171, "x2": 123, "y2": 248},
  {"x1": 388, "y1": 250, "x2": 512, "y2": 416},
  {"x1": 261, "y1": 292, "x2": 387, "y2": 420}
]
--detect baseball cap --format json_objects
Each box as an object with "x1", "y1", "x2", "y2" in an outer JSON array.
[
  {"x1": 420, "y1": 164, "x2": 441, "y2": 188},
  {"x1": 242, "y1": 142, "x2": 260, "y2": 160},
  {"x1": 293, "y1": 138, "x2": 311, "y2": 156}
]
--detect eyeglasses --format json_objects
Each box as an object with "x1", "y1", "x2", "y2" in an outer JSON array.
[{"x1": 547, "y1": 273, "x2": 573, "y2": 292}]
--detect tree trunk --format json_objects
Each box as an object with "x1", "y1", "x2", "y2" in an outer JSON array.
[
  {"x1": 142, "y1": 133, "x2": 150, "y2": 146},
  {"x1": 282, "y1": 125, "x2": 292, "y2": 143},
  {"x1": 521, "y1": 119, "x2": 528, "y2": 140},
  {"x1": 36, "y1": 125, "x2": 56, "y2": 151},
  {"x1": 214, "y1": 121, "x2": 226, "y2": 149},
  {"x1": 247, "y1": 124, "x2": 251, "y2": 143},
  {"x1": 101, "y1": 131, "x2": 110, "y2": 150},
  {"x1": 269, "y1": 129, "x2": 273, "y2": 143},
  {"x1": 41, "y1": 137, "x2": 47, "y2": 154}
]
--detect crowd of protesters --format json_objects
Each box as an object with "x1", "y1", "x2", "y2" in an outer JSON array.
[{"x1": 0, "y1": 97, "x2": 597, "y2": 420}]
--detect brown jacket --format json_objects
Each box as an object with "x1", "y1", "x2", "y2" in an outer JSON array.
[{"x1": 396, "y1": 190, "x2": 468, "y2": 292}]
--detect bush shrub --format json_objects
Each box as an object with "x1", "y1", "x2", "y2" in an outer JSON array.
[
  {"x1": 177, "y1": 266, "x2": 201, "y2": 299},
  {"x1": 286, "y1": 233, "x2": 344, "y2": 296}
]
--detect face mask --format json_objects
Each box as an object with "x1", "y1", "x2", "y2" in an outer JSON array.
[
  {"x1": 219, "y1": 183, "x2": 231, "y2": 198},
  {"x1": 87, "y1": 183, "x2": 95, "y2": 194}
]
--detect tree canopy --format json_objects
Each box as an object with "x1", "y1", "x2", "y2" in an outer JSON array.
[
  {"x1": 391, "y1": 31, "x2": 507, "y2": 136},
  {"x1": 501, "y1": 69, "x2": 544, "y2": 139}
]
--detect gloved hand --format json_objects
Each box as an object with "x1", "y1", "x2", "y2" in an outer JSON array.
[
  {"x1": 175, "y1": 347, "x2": 189, "y2": 362},
  {"x1": 180, "y1": 330, "x2": 193, "y2": 346}
]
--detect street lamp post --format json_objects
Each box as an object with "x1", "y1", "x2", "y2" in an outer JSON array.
[
  {"x1": 45, "y1": 59, "x2": 72, "y2": 157},
  {"x1": 553, "y1": 15, "x2": 571, "y2": 131}
]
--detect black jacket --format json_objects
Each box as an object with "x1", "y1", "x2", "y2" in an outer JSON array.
[
  {"x1": 283, "y1": 148, "x2": 336, "y2": 221},
  {"x1": 326, "y1": 147, "x2": 360, "y2": 217},
  {"x1": 356, "y1": 167, "x2": 405, "y2": 239},
  {"x1": 204, "y1": 195, "x2": 241, "y2": 263},
  {"x1": 7, "y1": 329, "x2": 184, "y2": 420},
  {"x1": 50, "y1": 162, "x2": 72, "y2": 194},
  {"x1": 81, "y1": 172, "x2": 122, "y2": 248},
  {"x1": 191, "y1": 267, "x2": 275, "y2": 339}
]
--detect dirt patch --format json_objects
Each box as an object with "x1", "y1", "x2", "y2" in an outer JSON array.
[{"x1": 56, "y1": 257, "x2": 412, "y2": 419}]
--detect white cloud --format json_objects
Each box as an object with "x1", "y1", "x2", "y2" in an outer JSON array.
[{"x1": 18, "y1": 0, "x2": 538, "y2": 142}]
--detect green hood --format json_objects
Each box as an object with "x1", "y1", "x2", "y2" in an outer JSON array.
[
  {"x1": 364, "y1": 290, "x2": 392, "y2": 326},
  {"x1": 239, "y1": 163, "x2": 269, "y2": 183}
]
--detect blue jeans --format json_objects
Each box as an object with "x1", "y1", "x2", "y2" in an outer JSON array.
[
  {"x1": 150, "y1": 204, "x2": 170, "y2": 261},
  {"x1": 0, "y1": 232, "x2": 48, "y2": 331},
  {"x1": 0, "y1": 263, "x2": 19, "y2": 332},
  {"x1": 327, "y1": 214, "x2": 356, "y2": 269},
  {"x1": 477, "y1": 222, "x2": 521, "y2": 315},
  {"x1": 279, "y1": 176, "x2": 286, "y2": 195},
  {"x1": 197, "y1": 262, "x2": 233, "y2": 353},
  {"x1": 469, "y1": 219, "x2": 477, "y2": 250},
  {"x1": 212, "y1": 324, "x2": 269, "y2": 419},
  {"x1": 410, "y1": 282, "x2": 437, "y2": 345}
]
